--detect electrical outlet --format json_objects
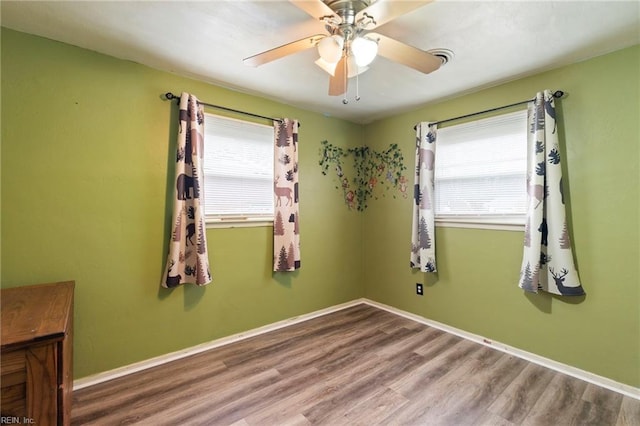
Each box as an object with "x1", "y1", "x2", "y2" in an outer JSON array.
[{"x1": 416, "y1": 283, "x2": 423, "y2": 295}]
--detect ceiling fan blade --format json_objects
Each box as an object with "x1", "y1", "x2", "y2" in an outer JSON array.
[
  {"x1": 371, "y1": 33, "x2": 442, "y2": 74},
  {"x1": 289, "y1": 0, "x2": 341, "y2": 22},
  {"x1": 244, "y1": 34, "x2": 325, "y2": 67},
  {"x1": 329, "y1": 56, "x2": 347, "y2": 96},
  {"x1": 357, "y1": 0, "x2": 433, "y2": 30}
]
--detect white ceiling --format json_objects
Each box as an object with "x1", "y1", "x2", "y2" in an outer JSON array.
[{"x1": 2, "y1": 1, "x2": 639, "y2": 123}]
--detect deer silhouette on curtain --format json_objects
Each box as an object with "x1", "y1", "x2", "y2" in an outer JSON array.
[
  {"x1": 519, "y1": 90, "x2": 584, "y2": 296},
  {"x1": 273, "y1": 118, "x2": 301, "y2": 272}
]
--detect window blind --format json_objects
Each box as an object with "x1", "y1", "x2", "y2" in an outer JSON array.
[
  {"x1": 202, "y1": 114, "x2": 274, "y2": 218},
  {"x1": 434, "y1": 110, "x2": 527, "y2": 222}
]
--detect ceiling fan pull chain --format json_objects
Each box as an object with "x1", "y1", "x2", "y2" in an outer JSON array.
[
  {"x1": 342, "y1": 53, "x2": 349, "y2": 104},
  {"x1": 355, "y1": 68, "x2": 361, "y2": 101}
]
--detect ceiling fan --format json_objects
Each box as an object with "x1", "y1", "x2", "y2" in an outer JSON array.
[{"x1": 243, "y1": 0, "x2": 448, "y2": 102}]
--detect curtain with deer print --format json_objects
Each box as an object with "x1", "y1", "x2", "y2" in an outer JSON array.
[
  {"x1": 410, "y1": 122, "x2": 437, "y2": 272},
  {"x1": 519, "y1": 90, "x2": 583, "y2": 295},
  {"x1": 273, "y1": 118, "x2": 301, "y2": 272},
  {"x1": 161, "y1": 92, "x2": 212, "y2": 288}
]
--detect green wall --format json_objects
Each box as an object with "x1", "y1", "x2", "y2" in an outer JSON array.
[
  {"x1": 1, "y1": 28, "x2": 364, "y2": 378},
  {"x1": 2, "y1": 28, "x2": 638, "y2": 389},
  {"x1": 363, "y1": 45, "x2": 640, "y2": 388}
]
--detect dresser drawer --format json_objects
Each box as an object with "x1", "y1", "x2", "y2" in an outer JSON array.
[{"x1": 1, "y1": 348, "x2": 27, "y2": 417}]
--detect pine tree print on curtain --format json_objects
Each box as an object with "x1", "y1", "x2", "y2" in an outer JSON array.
[
  {"x1": 273, "y1": 118, "x2": 301, "y2": 272},
  {"x1": 519, "y1": 90, "x2": 584, "y2": 295},
  {"x1": 410, "y1": 122, "x2": 437, "y2": 272},
  {"x1": 161, "y1": 92, "x2": 212, "y2": 288}
]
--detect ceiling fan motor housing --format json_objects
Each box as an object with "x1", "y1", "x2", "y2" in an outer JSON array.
[
  {"x1": 325, "y1": 0, "x2": 373, "y2": 33},
  {"x1": 326, "y1": 0, "x2": 372, "y2": 20}
]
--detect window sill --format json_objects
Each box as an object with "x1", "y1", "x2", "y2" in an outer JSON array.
[
  {"x1": 435, "y1": 216, "x2": 525, "y2": 232},
  {"x1": 205, "y1": 217, "x2": 273, "y2": 229}
]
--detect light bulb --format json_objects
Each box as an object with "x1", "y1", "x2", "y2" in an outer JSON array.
[
  {"x1": 347, "y1": 55, "x2": 369, "y2": 78},
  {"x1": 317, "y1": 35, "x2": 344, "y2": 64},
  {"x1": 351, "y1": 36, "x2": 378, "y2": 67}
]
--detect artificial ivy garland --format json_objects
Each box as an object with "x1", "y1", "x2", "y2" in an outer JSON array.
[{"x1": 319, "y1": 140, "x2": 408, "y2": 211}]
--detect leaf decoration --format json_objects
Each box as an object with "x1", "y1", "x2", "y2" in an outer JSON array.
[{"x1": 319, "y1": 141, "x2": 408, "y2": 211}]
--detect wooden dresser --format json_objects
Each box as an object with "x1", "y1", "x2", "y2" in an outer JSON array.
[{"x1": 1, "y1": 281, "x2": 74, "y2": 426}]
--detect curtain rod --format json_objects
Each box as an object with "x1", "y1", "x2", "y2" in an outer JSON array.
[
  {"x1": 415, "y1": 90, "x2": 565, "y2": 129},
  {"x1": 164, "y1": 92, "x2": 284, "y2": 124}
]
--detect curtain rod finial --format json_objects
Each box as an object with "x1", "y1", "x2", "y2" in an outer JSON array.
[
  {"x1": 165, "y1": 92, "x2": 178, "y2": 101},
  {"x1": 553, "y1": 90, "x2": 565, "y2": 99}
]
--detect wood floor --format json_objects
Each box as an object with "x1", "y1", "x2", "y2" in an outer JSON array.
[{"x1": 72, "y1": 304, "x2": 639, "y2": 425}]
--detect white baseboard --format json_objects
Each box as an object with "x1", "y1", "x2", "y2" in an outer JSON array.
[
  {"x1": 74, "y1": 297, "x2": 639, "y2": 401},
  {"x1": 362, "y1": 299, "x2": 640, "y2": 400},
  {"x1": 73, "y1": 298, "x2": 365, "y2": 390}
]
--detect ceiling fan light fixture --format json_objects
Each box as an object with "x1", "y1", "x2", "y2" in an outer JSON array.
[
  {"x1": 317, "y1": 35, "x2": 344, "y2": 63},
  {"x1": 351, "y1": 36, "x2": 378, "y2": 67},
  {"x1": 315, "y1": 57, "x2": 339, "y2": 76},
  {"x1": 346, "y1": 55, "x2": 369, "y2": 78}
]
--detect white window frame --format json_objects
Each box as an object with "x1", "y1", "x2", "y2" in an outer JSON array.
[
  {"x1": 434, "y1": 110, "x2": 528, "y2": 231},
  {"x1": 202, "y1": 113, "x2": 274, "y2": 228}
]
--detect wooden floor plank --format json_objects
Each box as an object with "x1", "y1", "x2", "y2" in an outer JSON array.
[
  {"x1": 617, "y1": 396, "x2": 640, "y2": 426},
  {"x1": 425, "y1": 354, "x2": 528, "y2": 425},
  {"x1": 147, "y1": 367, "x2": 321, "y2": 425},
  {"x1": 382, "y1": 356, "x2": 488, "y2": 425},
  {"x1": 471, "y1": 344, "x2": 509, "y2": 365},
  {"x1": 413, "y1": 331, "x2": 465, "y2": 358},
  {"x1": 341, "y1": 387, "x2": 409, "y2": 426},
  {"x1": 522, "y1": 373, "x2": 588, "y2": 426},
  {"x1": 488, "y1": 362, "x2": 557, "y2": 423},
  {"x1": 241, "y1": 370, "x2": 333, "y2": 425},
  {"x1": 388, "y1": 338, "x2": 480, "y2": 397},
  {"x1": 71, "y1": 304, "x2": 640, "y2": 425},
  {"x1": 474, "y1": 411, "x2": 517, "y2": 426},
  {"x1": 375, "y1": 325, "x2": 443, "y2": 358},
  {"x1": 244, "y1": 352, "x2": 389, "y2": 424},
  {"x1": 573, "y1": 383, "x2": 625, "y2": 425},
  {"x1": 305, "y1": 350, "x2": 428, "y2": 425}
]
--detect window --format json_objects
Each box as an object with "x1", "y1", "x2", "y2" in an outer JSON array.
[
  {"x1": 202, "y1": 113, "x2": 274, "y2": 226},
  {"x1": 434, "y1": 110, "x2": 527, "y2": 230}
]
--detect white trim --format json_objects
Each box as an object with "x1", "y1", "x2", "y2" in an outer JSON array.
[
  {"x1": 73, "y1": 298, "x2": 639, "y2": 401},
  {"x1": 436, "y1": 221, "x2": 524, "y2": 232},
  {"x1": 435, "y1": 214, "x2": 525, "y2": 231},
  {"x1": 205, "y1": 217, "x2": 273, "y2": 229},
  {"x1": 72, "y1": 299, "x2": 364, "y2": 390},
  {"x1": 362, "y1": 299, "x2": 640, "y2": 400}
]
